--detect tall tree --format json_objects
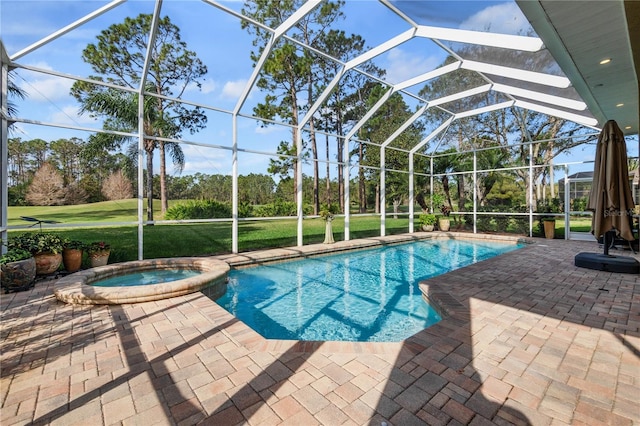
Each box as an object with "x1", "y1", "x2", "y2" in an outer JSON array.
[
  {"x1": 359, "y1": 86, "x2": 424, "y2": 215},
  {"x1": 71, "y1": 13, "x2": 207, "y2": 219},
  {"x1": 242, "y1": 0, "x2": 345, "y2": 215},
  {"x1": 49, "y1": 138, "x2": 83, "y2": 186},
  {"x1": 315, "y1": 30, "x2": 385, "y2": 213}
]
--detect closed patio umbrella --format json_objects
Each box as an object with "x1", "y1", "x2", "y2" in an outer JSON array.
[
  {"x1": 576, "y1": 120, "x2": 639, "y2": 274},
  {"x1": 587, "y1": 119, "x2": 635, "y2": 242}
]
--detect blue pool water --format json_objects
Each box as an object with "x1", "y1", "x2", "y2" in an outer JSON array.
[
  {"x1": 91, "y1": 269, "x2": 200, "y2": 287},
  {"x1": 216, "y1": 239, "x2": 522, "y2": 342}
]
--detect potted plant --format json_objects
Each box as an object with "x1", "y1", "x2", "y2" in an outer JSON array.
[
  {"x1": 8, "y1": 233, "x2": 64, "y2": 275},
  {"x1": 88, "y1": 241, "x2": 111, "y2": 267},
  {"x1": 537, "y1": 199, "x2": 562, "y2": 239},
  {"x1": 62, "y1": 239, "x2": 85, "y2": 273},
  {"x1": 1, "y1": 248, "x2": 37, "y2": 293},
  {"x1": 418, "y1": 213, "x2": 437, "y2": 231},
  {"x1": 320, "y1": 204, "x2": 338, "y2": 244},
  {"x1": 541, "y1": 217, "x2": 556, "y2": 239},
  {"x1": 438, "y1": 204, "x2": 452, "y2": 231}
]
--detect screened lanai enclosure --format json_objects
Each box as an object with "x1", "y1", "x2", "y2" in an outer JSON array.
[{"x1": 1, "y1": 0, "x2": 639, "y2": 259}]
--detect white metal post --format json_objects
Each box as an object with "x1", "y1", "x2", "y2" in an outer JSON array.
[
  {"x1": 473, "y1": 150, "x2": 477, "y2": 234},
  {"x1": 380, "y1": 146, "x2": 386, "y2": 237},
  {"x1": 564, "y1": 165, "x2": 570, "y2": 240},
  {"x1": 408, "y1": 153, "x2": 414, "y2": 233},
  {"x1": 0, "y1": 47, "x2": 8, "y2": 253},
  {"x1": 529, "y1": 143, "x2": 534, "y2": 237},
  {"x1": 232, "y1": 116, "x2": 238, "y2": 253},
  {"x1": 343, "y1": 137, "x2": 350, "y2": 241}
]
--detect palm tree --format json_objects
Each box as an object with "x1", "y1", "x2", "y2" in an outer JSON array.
[
  {"x1": 77, "y1": 84, "x2": 184, "y2": 221},
  {"x1": 7, "y1": 70, "x2": 27, "y2": 133}
]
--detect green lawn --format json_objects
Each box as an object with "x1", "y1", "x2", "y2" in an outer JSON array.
[
  {"x1": 7, "y1": 201, "x2": 594, "y2": 262},
  {"x1": 7, "y1": 202, "x2": 410, "y2": 261},
  {"x1": 7, "y1": 199, "x2": 167, "y2": 226}
]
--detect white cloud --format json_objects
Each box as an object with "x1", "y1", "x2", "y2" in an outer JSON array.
[
  {"x1": 200, "y1": 79, "x2": 217, "y2": 94},
  {"x1": 18, "y1": 66, "x2": 74, "y2": 103},
  {"x1": 221, "y1": 79, "x2": 248, "y2": 99},
  {"x1": 185, "y1": 79, "x2": 217, "y2": 95},
  {"x1": 50, "y1": 105, "x2": 99, "y2": 126},
  {"x1": 180, "y1": 144, "x2": 230, "y2": 175},
  {"x1": 384, "y1": 48, "x2": 441, "y2": 84},
  {"x1": 459, "y1": 2, "x2": 532, "y2": 35},
  {"x1": 25, "y1": 61, "x2": 55, "y2": 71},
  {"x1": 255, "y1": 124, "x2": 286, "y2": 135}
]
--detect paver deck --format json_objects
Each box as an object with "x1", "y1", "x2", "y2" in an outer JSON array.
[{"x1": 1, "y1": 234, "x2": 639, "y2": 425}]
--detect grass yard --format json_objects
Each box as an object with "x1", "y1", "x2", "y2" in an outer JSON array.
[
  {"x1": 7, "y1": 199, "x2": 170, "y2": 226},
  {"x1": 6, "y1": 201, "x2": 595, "y2": 263},
  {"x1": 6, "y1": 201, "x2": 411, "y2": 261}
]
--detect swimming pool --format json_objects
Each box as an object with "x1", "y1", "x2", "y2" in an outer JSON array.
[{"x1": 215, "y1": 239, "x2": 523, "y2": 342}]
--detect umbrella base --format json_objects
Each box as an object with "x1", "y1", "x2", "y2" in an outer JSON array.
[{"x1": 574, "y1": 252, "x2": 639, "y2": 274}]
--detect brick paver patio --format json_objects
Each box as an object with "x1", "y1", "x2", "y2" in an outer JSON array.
[{"x1": 1, "y1": 235, "x2": 638, "y2": 425}]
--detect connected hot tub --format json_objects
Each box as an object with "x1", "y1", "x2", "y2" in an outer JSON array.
[{"x1": 54, "y1": 257, "x2": 229, "y2": 305}]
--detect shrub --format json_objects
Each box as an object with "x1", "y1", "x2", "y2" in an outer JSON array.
[
  {"x1": 476, "y1": 215, "x2": 493, "y2": 232},
  {"x1": 8, "y1": 233, "x2": 65, "y2": 255},
  {"x1": 164, "y1": 199, "x2": 232, "y2": 220},
  {"x1": 1, "y1": 249, "x2": 33, "y2": 265},
  {"x1": 419, "y1": 213, "x2": 437, "y2": 226},
  {"x1": 64, "y1": 182, "x2": 89, "y2": 205},
  {"x1": 88, "y1": 241, "x2": 110, "y2": 254},
  {"x1": 572, "y1": 197, "x2": 588, "y2": 212},
  {"x1": 254, "y1": 201, "x2": 311, "y2": 217},
  {"x1": 63, "y1": 239, "x2": 86, "y2": 250},
  {"x1": 238, "y1": 201, "x2": 253, "y2": 218},
  {"x1": 494, "y1": 215, "x2": 509, "y2": 232}
]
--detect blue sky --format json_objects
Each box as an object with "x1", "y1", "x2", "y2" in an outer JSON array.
[{"x1": 1, "y1": 0, "x2": 635, "y2": 180}]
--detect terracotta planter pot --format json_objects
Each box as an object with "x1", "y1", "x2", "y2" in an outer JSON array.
[
  {"x1": 543, "y1": 220, "x2": 556, "y2": 239},
  {"x1": 438, "y1": 218, "x2": 451, "y2": 232},
  {"x1": 62, "y1": 248, "x2": 83, "y2": 273},
  {"x1": 1, "y1": 257, "x2": 37, "y2": 293},
  {"x1": 90, "y1": 251, "x2": 110, "y2": 267},
  {"x1": 34, "y1": 252, "x2": 63, "y2": 275}
]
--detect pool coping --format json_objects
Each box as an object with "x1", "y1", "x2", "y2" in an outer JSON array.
[{"x1": 206, "y1": 231, "x2": 531, "y2": 354}]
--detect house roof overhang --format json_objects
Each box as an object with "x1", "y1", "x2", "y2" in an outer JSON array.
[{"x1": 516, "y1": 0, "x2": 639, "y2": 136}]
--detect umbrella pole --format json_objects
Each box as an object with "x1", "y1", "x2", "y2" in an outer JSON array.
[{"x1": 603, "y1": 228, "x2": 616, "y2": 256}]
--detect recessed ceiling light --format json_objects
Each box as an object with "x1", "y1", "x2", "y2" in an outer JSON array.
[
  {"x1": 625, "y1": 126, "x2": 631, "y2": 130},
  {"x1": 616, "y1": 103, "x2": 624, "y2": 107},
  {"x1": 600, "y1": 58, "x2": 611, "y2": 65}
]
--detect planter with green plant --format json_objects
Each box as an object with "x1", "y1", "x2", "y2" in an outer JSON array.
[
  {"x1": 1, "y1": 248, "x2": 37, "y2": 292},
  {"x1": 438, "y1": 204, "x2": 452, "y2": 231},
  {"x1": 541, "y1": 217, "x2": 556, "y2": 239},
  {"x1": 418, "y1": 213, "x2": 437, "y2": 231},
  {"x1": 62, "y1": 239, "x2": 86, "y2": 273},
  {"x1": 88, "y1": 241, "x2": 111, "y2": 267},
  {"x1": 320, "y1": 204, "x2": 338, "y2": 244},
  {"x1": 537, "y1": 199, "x2": 562, "y2": 239},
  {"x1": 8, "y1": 233, "x2": 65, "y2": 275}
]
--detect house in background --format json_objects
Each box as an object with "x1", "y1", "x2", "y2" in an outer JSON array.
[{"x1": 559, "y1": 170, "x2": 640, "y2": 212}]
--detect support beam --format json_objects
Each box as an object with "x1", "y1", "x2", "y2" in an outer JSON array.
[{"x1": 1, "y1": 43, "x2": 8, "y2": 252}]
